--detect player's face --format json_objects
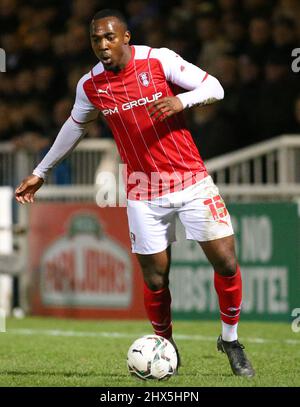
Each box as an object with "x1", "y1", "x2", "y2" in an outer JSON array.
[{"x1": 90, "y1": 17, "x2": 131, "y2": 71}]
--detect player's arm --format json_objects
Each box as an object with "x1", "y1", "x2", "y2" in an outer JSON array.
[
  {"x1": 15, "y1": 118, "x2": 88, "y2": 204},
  {"x1": 15, "y1": 76, "x2": 98, "y2": 204},
  {"x1": 148, "y1": 48, "x2": 224, "y2": 121}
]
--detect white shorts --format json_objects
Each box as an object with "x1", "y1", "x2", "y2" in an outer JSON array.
[{"x1": 127, "y1": 176, "x2": 234, "y2": 254}]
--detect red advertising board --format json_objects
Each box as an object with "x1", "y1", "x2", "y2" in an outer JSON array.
[{"x1": 28, "y1": 203, "x2": 146, "y2": 319}]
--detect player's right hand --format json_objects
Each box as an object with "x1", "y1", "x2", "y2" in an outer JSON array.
[{"x1": 15, "y1": 174, "x2": 44, "y2": 204}]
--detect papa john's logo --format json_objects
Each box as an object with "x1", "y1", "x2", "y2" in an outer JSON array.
[
  {"x1": 39, "y1": 213, "x2": 132, "y2": 308},
  {"x1": 138, "y1": 72, "x2": 150, "y2": 87}
]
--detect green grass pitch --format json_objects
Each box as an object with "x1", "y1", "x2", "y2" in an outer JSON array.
[{"x1": 0, "y1": 317, "x2": 299, "y2": 387}]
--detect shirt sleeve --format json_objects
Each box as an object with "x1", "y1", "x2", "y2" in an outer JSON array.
[
  {"x1": 71, "y1": 74, "x2": 99, "y2": 124},
  {"x1": 151, "y1": 47, "x2": 224, "y2": 108},
  {"x1": 32, "y1": 117, "x2": 87, "y2": 179}
]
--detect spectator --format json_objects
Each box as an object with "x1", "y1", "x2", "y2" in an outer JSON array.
[
  {"x1": 221, "y1": 14, "x2": 247, "y2": 56},
  {"x1": 22, "y1": 28, "x2": 54, "y2": 68},
  {"x1": 191, "y1": 104, "x2": 238, "y2": 159},
  {"x1": 125, "y1": 0, "x2": 159, "y2": 44},
  {"x1": 12, "y1": 131, "x2": 50, "y2": 153},
  {"x1": 246, "y1": 16, "x2": 273, "y2": 66},
  {"x1": 196, "y1": 12, "x2": 230, "y2": 75},
  {"x1": 0, "y1": 0, "x2": 18, "y2": 34},
  {"x1": 215, "y1": 52, "x2": 240, "y2": 119},
  {"x1": 272, "y1": 16, "x2": 298, "y2": 61},
  {"x1": 70, "y1": 0, "x2": 97, "y2": 24},
  {"x1": 273, "y1": 0, "x2": 300, "y2": 21},
  {"x1": 257, "y1": 51, "x2": 299, "y2": 140},
  {"x1": 218, "y1": 0, "x2": 241, "y2": 14},
  {"x1": 236, "y1": 53, "x2": 262, "y2": 147},
  {"x1": 34, "y1": 65, "x2": 61, "y2": 107},
  {"x1": 62, "y1": 24, "x2": 95, "y2": 71},
  {"x1": 41, "y1": 97, "x2": 74, "y2": 184},
  {"x1": 242, "y1": 0, "x2": 274, "y2": 19},
  {"x1": 0, "y1": 105, "x2": 12, "y2": 141},
  {"x1": 14, "y1": 70, "x2": 36, "y2": 103}
]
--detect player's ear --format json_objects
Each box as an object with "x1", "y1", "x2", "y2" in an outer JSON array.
[{"x1": 124, "y1": 30, "x2": 131, "y2": 44}]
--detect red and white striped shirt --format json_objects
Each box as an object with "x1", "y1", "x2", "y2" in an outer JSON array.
[
  {"x1": 34, "y1": 46, "x2": 224, "y2": 199},
  {"x1": 71, "y1": 46, "x2": 213, "y2": 199}
]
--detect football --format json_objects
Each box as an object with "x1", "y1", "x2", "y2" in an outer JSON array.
[{"x1": 127, "y1": 335, "x2": 178, "y2": 380}]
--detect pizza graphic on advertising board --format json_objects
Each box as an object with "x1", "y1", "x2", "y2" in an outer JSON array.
[
  {"x1": 40, "y1": 213, "x2": 132, "y2": 308},
  {"x1": 28, "y1": 204, "x2": 145, "y2": 318}
]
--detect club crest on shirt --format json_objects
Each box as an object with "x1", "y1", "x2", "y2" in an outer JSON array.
[{"x1": 138, "y1": 72, "x2": 150, "y2": 87}]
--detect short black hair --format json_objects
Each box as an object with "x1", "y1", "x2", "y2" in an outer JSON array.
[{"x1": 92, "y1": 9, "x2": 127, "y2": 29}]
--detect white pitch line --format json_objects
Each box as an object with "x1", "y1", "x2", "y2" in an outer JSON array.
[{"x1": 5, "y1": 328, "x2": 300, "y2": 345}]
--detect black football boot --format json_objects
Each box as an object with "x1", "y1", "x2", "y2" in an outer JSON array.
[
  {"x1": 168, "y1": 337, "x2": 181, "y2": 370},
  {"x1": 217, "y1": 335, "x2": 255, "y2": 377}
]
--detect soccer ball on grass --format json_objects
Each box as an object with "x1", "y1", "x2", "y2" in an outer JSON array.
[{"x1": 127, "y1": 335, "x2": 178, "y2": 380}]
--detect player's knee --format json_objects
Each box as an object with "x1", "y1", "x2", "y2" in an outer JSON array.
[
  {"x1": 214, "y1": 257, "x2": 237, "y2": 277},
  {"x1": 141, "y1": 264, "x2": 169, "y2": 290},
  {"x1": 145, "y1": 278, "x2": 167, "y2": 291}
]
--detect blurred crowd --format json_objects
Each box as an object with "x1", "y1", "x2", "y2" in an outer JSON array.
[{"x1": 1, "y1": 0, "x2": 300, "y2": 161}]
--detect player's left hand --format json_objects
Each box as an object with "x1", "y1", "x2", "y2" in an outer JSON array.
[{"x1": 147, "y1": 96, "x2": 184, "y2": 121}]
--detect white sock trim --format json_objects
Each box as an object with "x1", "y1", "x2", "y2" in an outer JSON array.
[{"x1": 222, "y1": 321, "x2": 238, "y2": 342}]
